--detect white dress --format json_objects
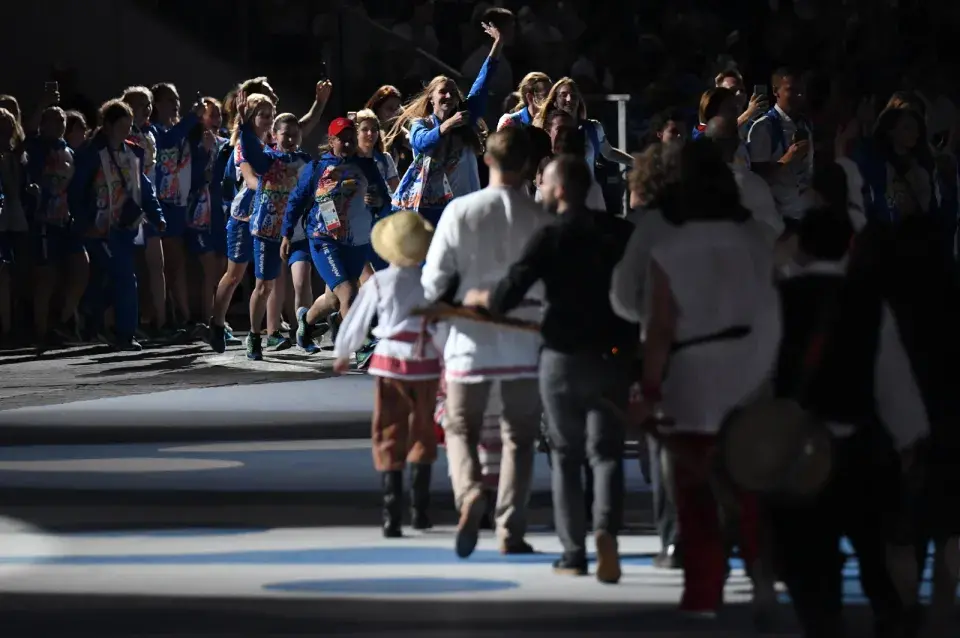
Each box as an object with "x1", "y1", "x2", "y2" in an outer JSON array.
[{"x1": 647, "y1": 221, "x2": 781, "y2": 435}]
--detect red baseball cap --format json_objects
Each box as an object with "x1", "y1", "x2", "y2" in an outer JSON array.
[{"x1": 328, "y1": 117, "x2": 355, "y2": 137}]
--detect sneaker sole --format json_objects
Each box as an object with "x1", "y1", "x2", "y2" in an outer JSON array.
[
  {"x1": 455, "y1": 495, "x2": 486, "y2": 559},
  {"x1": 552, "y1": 566, "x2": 588, "y2": 577},
  {"x1": 594, "y1": 530, "x2": 622, "y2": 584}
]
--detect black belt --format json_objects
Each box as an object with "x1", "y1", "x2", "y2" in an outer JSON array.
[{"x1": 671, "y1": 325, "x2": 752, "y2": 354}]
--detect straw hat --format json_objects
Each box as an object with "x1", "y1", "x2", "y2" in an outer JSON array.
[
  {"x1": 719, "y1": 397, "x2": 834, "y2": 498},
  {"x1": 371, "y1": 210, "x2": 434, "y2": 268}
]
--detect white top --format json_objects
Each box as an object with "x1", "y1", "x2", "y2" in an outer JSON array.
[
  {"x1": 334, "y1": 266, "x2": 444, "y2": 380},
  {"x1": 747, "y1": 104, "x2": 814, "y2": 220},
  {"x1": 731, "y1": 162, "x2": 783, "y2": 244},
  {"x1": 649, "y1": 221, "x2": 780, "y2": 435},
  {"x1": 786, "y1": 262, "x2": 930, "y2": 450},
  {"x1": 421, "y1": 186, "x2": 551, "y2": 383},
  {"x1": 608, "y1": 208, "x2": 677, "y2": 324}
]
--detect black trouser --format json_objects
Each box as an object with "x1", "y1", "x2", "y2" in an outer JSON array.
[
  {"x1": 540, "y1": 348, "x2": 630, "y2": 559},
  {"x1": 768, "y1": 428, "x2": 904, "y2": 637}
]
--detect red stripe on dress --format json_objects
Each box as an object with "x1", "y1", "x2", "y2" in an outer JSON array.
[
  {"x1": 369, "y1": 354, "x2": 442, "y2": 377},
  {"x1": 446, "y1": 365, "x2": 539, "y2": 378}
]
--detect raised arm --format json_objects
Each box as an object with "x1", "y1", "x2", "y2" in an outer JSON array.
[
  {"x1": 596, "y1": 122, "x2": 634, "y2": 167},
  {"x1": 298, "y1": 80, "x2": 333, "y2": 139},
  {"x1": 239, "y1": 123, "x2": 276, "y2": 176},
  {"x1": 463, "y1": 22, "x2": 503, "y2": 120}
]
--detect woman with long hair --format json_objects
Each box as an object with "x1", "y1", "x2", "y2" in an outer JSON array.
[
  {"x1": 356, "y1": 108, "x2": 399, "y2": 275},
  {"x1": 386, "y1": 21, "x2": 503, "y2": 227},
  {"x1": 207, "y1": 91, "x2": 278, "y2": 353},
  {"x1": 365, "y1": 85, "x2": 410, "y2": 176},
  {"x1": 23, "y1": 106, "x2": 88, "y2": 349},
  {"x1": 68, "y1": 99, "x2": 164, "y2": 352},
  {"x1": 233, "y1": 94, "x2": 313, "y2": 361},
  {"x1": 497, "y1": 72, "x2": 552, "y2": 131},
  {"x1": 635, "y1": 139, "x2": 779, "y2": 619},
  {"x1": 533, "y1": 77, "x2": 634, "y2": 177}
]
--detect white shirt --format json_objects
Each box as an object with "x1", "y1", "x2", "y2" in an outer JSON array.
[
  {"x1": 747, "y1": 104, "x2": 814, "y2": 220},
  {"x1": 421, "y1": 186, "x2": 551, "y2": 383},
  {"x1": 731, "y1": 162, "x2": 783, "y2": 244},
  {"x1": 785, "y1": 262, "x2": 930, "y2": 450},
  {"x1": 608, "y1": 208, "x2": 677, "y2": 323},
  {"x1": 650, "y1": 221, "x2": 780, "y2": 435},
  {"x1": 334, "y1": 266, "x2": 444, "y2": 380}
]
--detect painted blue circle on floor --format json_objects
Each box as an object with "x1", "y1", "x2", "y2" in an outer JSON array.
[{"x1": 263, "y1": 577, "x2": 519, "y2": 595}]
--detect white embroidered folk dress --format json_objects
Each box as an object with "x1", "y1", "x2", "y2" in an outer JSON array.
[
  {"x1": 646, "y1": 221, "x2": 781, "y2": 435},
  {"x1": 333, "y1": 265, "x2": 445, "y2": 379}
]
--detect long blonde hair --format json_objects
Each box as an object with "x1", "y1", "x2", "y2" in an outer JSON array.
[
  {"x1": 384, "y1": 75, "x2": 485, "y2": 155},
  {"x1": 513, "y1": 72, "x2": 552, "y2": 113},
  {"x1": 533, "y1": 77, "x2": 586, "y2": 129},
  {"x1": 230, "y1": 93, "x2": 275, "y2": 147},
  {"x1": 0, "y1": 107, "x2": 25, "y2": 151},
  {"x1": 355, "y1": 108, "x2": 385, "y2": 154}
]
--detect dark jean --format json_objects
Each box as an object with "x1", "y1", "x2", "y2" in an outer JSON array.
[{"x1": 539, "y1": 348, "x2": 630, "y2": 559}]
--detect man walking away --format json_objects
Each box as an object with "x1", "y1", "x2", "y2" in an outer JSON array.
[
  {"x1": 422, "y1": 128, "x2": 552, "y2": 558},
  {"x1": 469, "y1": 155, "x2": 639, "y2": 583}
]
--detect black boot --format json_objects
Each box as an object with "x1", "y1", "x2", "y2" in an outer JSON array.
[
  {"x1": 409, "y1": 463, "x2": 433, "y2": 530},
  {"x1": 382, "y1": 471, "x2": 403, "y2": 538}
]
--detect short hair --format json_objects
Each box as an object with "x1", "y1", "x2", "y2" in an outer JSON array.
[
  {"x1": 273, "y1": 113, "x2": 299, "y2": 132},
  {"x1": 41, "y1": 105, "x2": 66, "y2": 122},
  {"x1": 715, "y1": 69, "x2": 743, "y2": 88},
  {"x1": 65, "y1": 109, "x2": 87, "y2": 131},
  {"x1": 549, "y1": 154, "x2": 592, "y2": 206},
  {"x1": 553, "y1": 124, "x2": 586, "y2": 157},
  {"x1": 485, "y1": 127, "x2": 531, "y2": 174},
  {"x1": 649, "y1": 108, "x2": 687, "y2": 136},
  {"x1": 150, "y1": 83, "x2": 178, "y2": 102},
  {"x1": 121, "y1": 85, "x2": 154, "y2": 105},
  {"x1": 202, "y1": 96, "x2": 222, "y2": 111},
  {"x1": 628, "y1": 143, "x2": 681, "y2": 209},
  {"x1": 772, "y1": 67, "x2": 800, "y2": 92},
  {"x1": 502, "y1": 92, "x2": 522, "y2": 114},
  {"x1": 99, "y1": 99, "x2": 134, "y2": 128},
  {"x1": 481, "y1": 7, "x2": 514, "y2": 29},
  {"x1": 239, "y1": 77, "x2": 278, "y2": 103}
]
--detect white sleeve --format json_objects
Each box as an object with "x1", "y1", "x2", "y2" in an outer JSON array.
[
  {"x1": 333, "y1": 280, "x2": 378, "y2": 359},
  {"x1": 747, "y1": 118, "x2": 774, "y2": 164},
  {"x1": 496, "y1": 113, "x2": 513, "y2": 131},
  {"x1": 594, "y1": 120, "x2": 608, "y2": 148},
  {"x1": 874, "y1": 302, "x2": 930, "y2": 450},
  {"x1": 609, "y1": 219, "x2": 653, "y2": 323},
  {"x1": 741, "y1": 173, "x2": 783, "y2": 240},
  {"x1": 421, "y1": 203, "x2": 461, "y2": 303},
  {"x1": 382, "y1": 152, "x2": 399, "y2": 183}
]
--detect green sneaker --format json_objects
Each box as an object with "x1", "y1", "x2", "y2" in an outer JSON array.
[
  {"x1": 245, "y1": 333, "x2": 263, "y2": 361},
  {"x1": 266, "y1": 331, "x2": 292, "y2": 351}
]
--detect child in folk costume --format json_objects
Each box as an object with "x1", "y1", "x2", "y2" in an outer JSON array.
[
  {"x1": 332, "y1": 210, "x2": 443, "y2": 538},
  {"x1": 434, "y1": 378, "x2": 502, "y2": 530}
]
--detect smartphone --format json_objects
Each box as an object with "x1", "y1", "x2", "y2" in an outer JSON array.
[
  {"x1": 792, "y1": 129, "x2": 810, "y2": 144},
  {"x1": 753, "y1": 84, "x2": 767, "y2": 98},
  {"x1": 318, "y1": 62, "x2": 329, "y2": 82},
  {"x1": 347, "y1": 111, "x2": 357, "y2": 121},
  {"x1": 44, "y1": 81, "x2": 59, "y2": 93}
]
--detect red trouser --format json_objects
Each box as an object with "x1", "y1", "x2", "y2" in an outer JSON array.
[{"x1": 670, "y1": 433, "x2": 761, "y2": 612}]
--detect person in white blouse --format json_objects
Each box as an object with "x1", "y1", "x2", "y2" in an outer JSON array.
[
  {"x1": 333, "y1": 211, "x2": 444, "y2": 540},
  {"x1": 421, "y1": 127, "x2": 551, "y2": 559}
]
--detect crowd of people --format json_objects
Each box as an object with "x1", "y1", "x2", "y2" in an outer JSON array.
[{"x1": 2, "y1": 2, "x2": 960, "y2": 637}]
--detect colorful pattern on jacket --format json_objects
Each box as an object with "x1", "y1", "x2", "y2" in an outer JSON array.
[
  {"x1": 391, "y1": 55, "x2": 497, "y2": 215},
  {"x1": 229, "y1": 138, "x2": 258, "y2": 222},
  {"x1": 239, "y1": 124, "x2": 311, "y2": 241},
  {"x1": 188, "y1": 135, "x2": 229, "y2": 230},
  {"x1": 25, "y1": 137, "x2": 74, "y2": 226}
]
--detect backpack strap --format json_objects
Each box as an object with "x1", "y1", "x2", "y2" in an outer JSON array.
[{"x1": 765, "y1": 107, "x2": 787, "y2": 156}]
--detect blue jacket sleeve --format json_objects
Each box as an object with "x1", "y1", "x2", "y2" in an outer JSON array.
[
  {"x1": 410, "y1": 118, "x2": 442, "y2": 154},
  {"x1": 24, "y1": 137, "x2": 44, "y2": 184},
  {"x1": 67, "y1": 144, "x2": 98, "y2": 232},
  {"x1": 281, "y1": 161, "x2": 317, "y2": 239},
  {"x1": 464, "y1": 55, "x2": 499, "y2": 121},
  {"x1": 239, "y1": 125, "x2": 276, "y2": 175},
  {"x1": 154, "y1": 112, "x2": 201, "y2": 149}
]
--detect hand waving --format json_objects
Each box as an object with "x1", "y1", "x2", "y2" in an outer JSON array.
[
  {"x1": 481, "y1": 21, "x2": 501, "y2": 42},
  {"x1": 315, "y1": 80, "x2": 333, "y2": 104},
  {"x1": 236, "y1": 91, "x2": 249, "y2": 122}
]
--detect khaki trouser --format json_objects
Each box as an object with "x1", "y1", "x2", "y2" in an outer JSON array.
[
  {"x1": 444, "y1": 378, "x2": 541, "y2": 544},
  {"x1": 372, "y1": 377, "x2": 440, "y2": 472}
]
